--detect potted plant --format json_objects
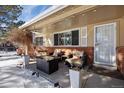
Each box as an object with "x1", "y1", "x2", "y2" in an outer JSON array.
[
  {"x1": 8, "y1": 28, "x2": 33, "y2": 68},
  {"x1": 69, "y1": 67, "x2": 83, "y2": 88},
  {"x1": 68, "y1": 57, "x2": 83, "y2": 88}
]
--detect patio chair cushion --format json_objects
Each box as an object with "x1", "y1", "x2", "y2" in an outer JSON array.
[
  {"x1": 65, "y1": 57, "x2": 82, "y2": 68},
  {"x1": 72, "y1": 59, "x2": 82, "y2": 67}
]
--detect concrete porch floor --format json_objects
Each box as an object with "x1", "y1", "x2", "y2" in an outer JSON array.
[{"x1": 27, "y1": 61, "x2": 124, "y2": 88}]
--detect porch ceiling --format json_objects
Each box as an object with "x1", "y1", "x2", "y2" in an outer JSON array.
[
  {"x1": 83, "y1": 5, "x2": 124, "y2": 25},
  {"x1": 27, "y1": 5, "x2": 97, "y2": 31},
  {"x1": 27, "y1": 5, "x2": 124, "y2": 33}
]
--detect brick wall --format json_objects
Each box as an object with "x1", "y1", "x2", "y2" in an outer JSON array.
[{"x1": 117, "y1": 47, "x2": 124, "y2": 76}]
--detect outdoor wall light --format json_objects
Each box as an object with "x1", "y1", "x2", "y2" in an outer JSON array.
[
  {"x1": 62, "y1": 10, "x2": 65, "y2": 13},
  {"x1": 93, "y1": 10, "x2": 97, "y2": 12},
  {"x1": 82, "y1": 14, "x2": 85, "y2": 16},
  {"x1": 71, "y1": 15, "x2": 75, "y2": 18}
]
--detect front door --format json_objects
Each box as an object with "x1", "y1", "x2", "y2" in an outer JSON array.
[{"x1": 94, "y1": 23, "x2": 116, "y2": 66}]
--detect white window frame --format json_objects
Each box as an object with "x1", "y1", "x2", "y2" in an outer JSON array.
[
  {"x1": 81, "y1": 26, "x2": 87, "y2": 47},
  {"x1": 49, "y1": 34, "x2": 54, "y2": 46},
  {"x1": 53, "y1": 28, "x2": 80, "y2": 47},
  {"x1": 34, "y1": 34, "x2": 45, "y2": 46},
  {"x1": 35, "y1": 36, "x2": 44, "y2": 46}
]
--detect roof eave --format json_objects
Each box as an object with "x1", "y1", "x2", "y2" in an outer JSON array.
[{"x1": 19, "y1": 5, "x2": 69, "y2": 29}]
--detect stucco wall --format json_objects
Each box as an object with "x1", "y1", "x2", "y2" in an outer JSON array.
[
  {"x1": 44, "y1": 17, "x2": 124, "y2": 47},
  {"x1": 27, "y1": 6, "x2": 124, "y2": 47},
  {"x1": 43, "y1": 5, "x2": 124, "y2": 47}
]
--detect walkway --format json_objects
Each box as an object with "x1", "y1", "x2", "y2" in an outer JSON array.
[{"x1": 0, "y1": 52, "x2": 53, "y2": 88}]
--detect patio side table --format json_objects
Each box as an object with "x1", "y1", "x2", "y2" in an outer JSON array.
[{"x1": 36, "y1": 56, "x2": 59, "y2": 74}]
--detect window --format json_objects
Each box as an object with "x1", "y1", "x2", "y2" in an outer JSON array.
[
  {"x1": 54, "y1": 29, "x2": 79, "y2": 46},
  {"x1": 65, "y1": 32, "x2": 72, "y2": 45},
  {"x1": 58, "y1": 33, "x2": 65, "y2": 45},
  {"x1": 82, "y1": 27, "x2": 87, "y2": 47},
  {"x1": 35, "y1": 37, "x2": 43, "y2": 46},
  {"x1": 72, "y1": 30, "x2": 79, "y2": 45},
  {"x1": 54, "y1": 34, "x2": 58, "y2": 45}
]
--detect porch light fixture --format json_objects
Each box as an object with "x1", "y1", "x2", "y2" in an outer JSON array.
[
  {"x1": 92, "y1": 10, "x2": 97, "y2": 12},
  {"x1": 71, "y1": 15, "x2": 75, "y2": 18},
  {"x1": 82, "y1": 14, "x2": 85, "y2": 16},
  {"x1": 62, "y1": 10, "x2": 65, "y2": 13}
]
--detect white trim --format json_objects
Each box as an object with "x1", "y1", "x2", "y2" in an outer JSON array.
[
  {"x1": 81, "y1": 26, "x2": 87, "y2": 47},
  {"x1": 19, "y1": 5, "x2": 68, "y2": 29},
  {"x1": 53, "y1": 27, "x2": 80, "y2": 34},
  {"x1": 35, "y1": 36, "x2": 44, "y2": 46},
  {"x1": 94, "y1": 22, "x2": 116, "y2": 66},
  {"x1": 53, "y1": 28, "x2": 80, "y2": 47},
  {"x1": 49, "y1": 33, "x2": 54, "y2": 47},
  {"x1": 79, "y1": 28, "x2": 81, "y2": 46},
  {"x1": 34, "y1": 34, "x2": 45, "y2": 46}
]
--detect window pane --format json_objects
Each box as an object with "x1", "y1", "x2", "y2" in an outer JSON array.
[
  {"x1": 54, "y1": 34, "x2": 58, "y2": 45},
  {"x1": 65, "y1": 32, "x2": 72, "y2": 45},
  {"x1": 58, "y1": 33, "x2": 64, "y2": 45},
  {"x1": 72, "y1": 30, "x2": 79, "y2": 45},
  {"x1": 35, "y1": 37, "x2": 43, "y2": 46},
  {"x1": 96, "y1": 27, "x2": 101, "y2": 43}
]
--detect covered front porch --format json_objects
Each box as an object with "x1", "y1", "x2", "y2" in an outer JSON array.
[{"x1": 18, "y1": 5, "x2": 124, "y2": 87}]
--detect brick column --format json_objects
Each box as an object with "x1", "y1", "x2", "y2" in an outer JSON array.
[{"x1": 117, "y1": 47, "x2": 124, "y2": 76}]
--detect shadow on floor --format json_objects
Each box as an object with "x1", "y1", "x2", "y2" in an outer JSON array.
[
  {"x1": 27, "y1": 62, "x2": 124, "y2": 88},
  {"x1": 90, "y1": 66, "x2": 124, "y2": 80},
  {"x1": 27, "y1": 62, "x2": 70, "y2": 88},
  {"x1": 0, "y1": 66, "x2": 54, "y2": 88}
]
